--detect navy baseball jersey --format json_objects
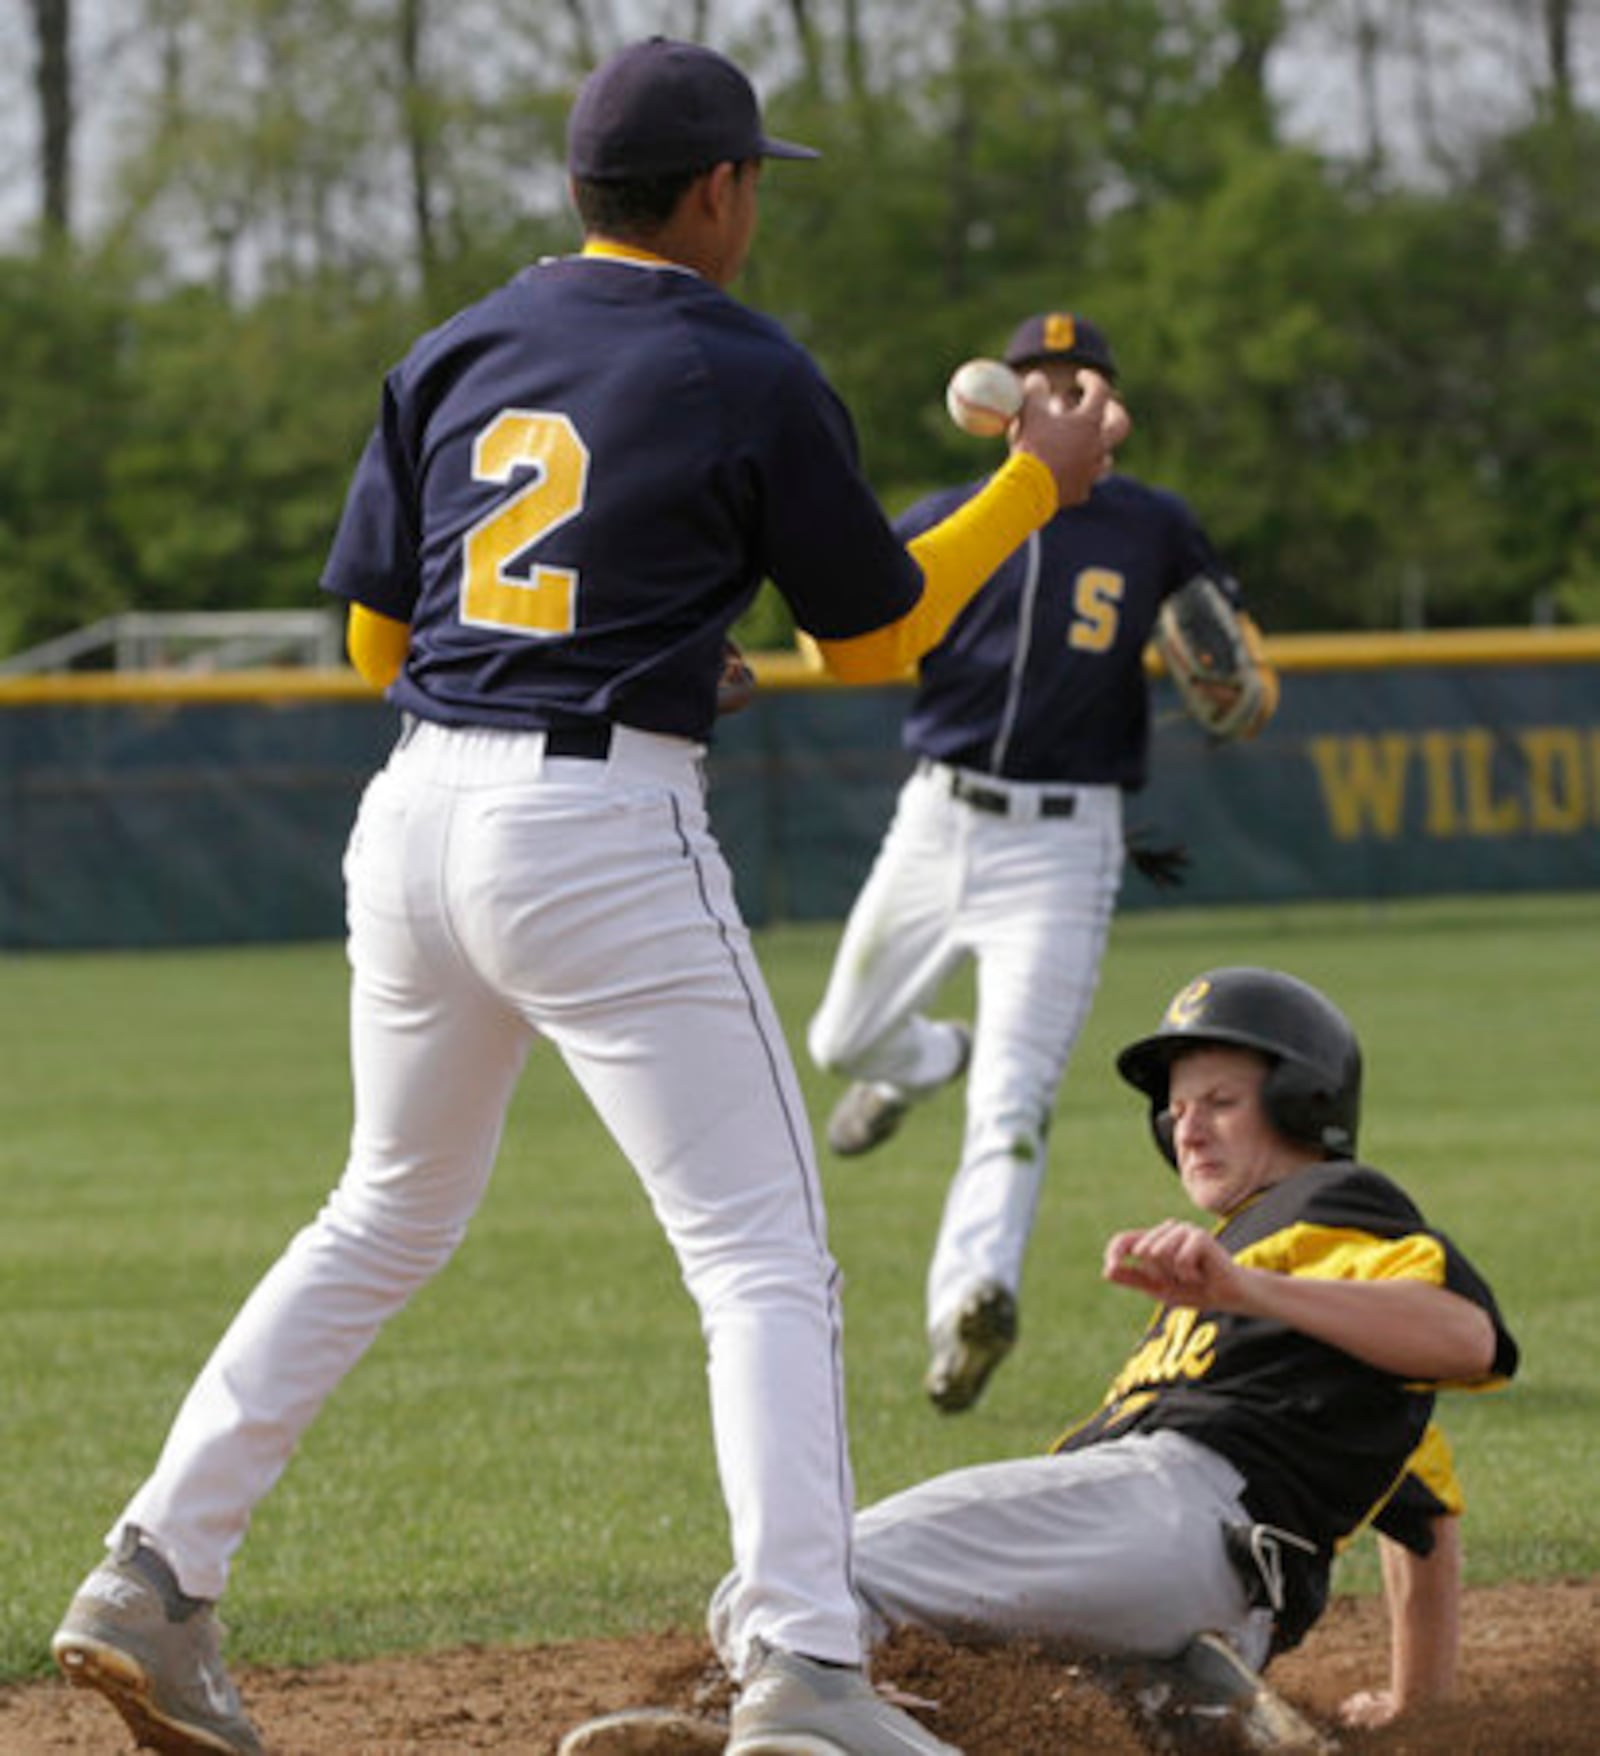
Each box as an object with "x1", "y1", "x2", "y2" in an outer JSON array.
[
  {"x1": 320, "y1": 252, "x2": 922, "y2": 741},
  {"x1": 896, "y1": 473, "x2": 1243, "y2": 787},
  {"x1": 1052, "y1": 1160, "x2": 1518, "y2": 1585}
]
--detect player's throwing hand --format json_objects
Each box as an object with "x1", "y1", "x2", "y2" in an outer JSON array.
[{"x1": 1012, "y1": 367, "x2": 1118, "y2": 507}]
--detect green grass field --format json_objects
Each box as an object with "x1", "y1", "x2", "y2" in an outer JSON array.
[{"x1": 3, "y1": 892, "x2": 1596, "y2": 1682}]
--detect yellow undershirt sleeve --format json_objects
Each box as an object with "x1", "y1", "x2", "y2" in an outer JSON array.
[
  {"x1": 346, "y1": 603, "x2": 410, "y2": 690},
  {"x1": 813, "y1": 453, "x2": 1059, "y2": 684}
]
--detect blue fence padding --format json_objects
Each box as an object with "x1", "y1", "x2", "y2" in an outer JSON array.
[
  {"x1": 0, "y1": 698, "x2": 395, "y2": 949},
  {"x1": 2, "y1": 660, "x2": 1597, "y2": 950}
]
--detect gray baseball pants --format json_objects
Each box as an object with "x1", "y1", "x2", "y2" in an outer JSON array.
[{"x1": 711, "y1": 1429, "x2": 1273, "y2": 1674}]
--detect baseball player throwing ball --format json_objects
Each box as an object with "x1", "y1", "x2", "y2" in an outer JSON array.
[
  {"x1": 724, "y1": 967, "x2": 1520, "y2": 1743},
  {"x1": 809, "y1": 310, "x2": 1279, "y2": 1414},
  {"x1": 51, "y1": 36, "x2": 1117, "y2": 1756}
]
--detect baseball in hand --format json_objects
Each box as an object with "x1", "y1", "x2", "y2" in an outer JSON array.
[{"x1": 945, "y1": 358, "x2": 1024, "y2": 438}]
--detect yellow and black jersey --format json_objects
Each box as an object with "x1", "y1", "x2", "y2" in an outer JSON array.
[
  {"x1": 1053, "y1": 1161, "x2": 1518, "y2": 1562},
  {"x1": 1373, "y1": 1422, "x2": 1463, "y2": 1553}
]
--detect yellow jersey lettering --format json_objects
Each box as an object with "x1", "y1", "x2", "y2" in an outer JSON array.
[
  {"x1": 461, "y1": 409, "x2": 590, "y2": 638},
  {"x1": 1104, "y1": 1308, "x2": 1220, "y2": 1402},
  {"x1": 1175, "y1": 1317, "x2": 1217, "y2": 1379},
  {"x1": 1069, "y1": 568, "x2": 1124, "y2": 653},
  {"x1": 1157, "y1": 1306, "x2": 1199, "y2": 1376}
]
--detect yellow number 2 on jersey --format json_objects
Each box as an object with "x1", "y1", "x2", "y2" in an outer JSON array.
[{"x1": 461, "y1": 409, "x2": 591, "y2": 637}]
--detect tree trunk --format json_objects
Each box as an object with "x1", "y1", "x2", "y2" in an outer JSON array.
[
  {"x1": 397, "y1": 0, "x2": 438, "y2": 295},
  {"x1": 840, "y1": 0, "x2": 868, "y2": 110},
  {"x1": 29, "y1": 0, "x2": 73, "y2": 240},
  {"x1": 784, "y1": 0, "x2": 825, "y2": 97},
  {"x1": 1402, "y1": 0, "x2": 1443, "y2": 170},
  {"x1": 940, "y1": 0, "x2": 981, "y2": 300},
  {"x1": 1541, "y1": 0, "x2": 1573, "y2": 114},
  {"x1": 1353, "y1": 0, "x2": 1386, "y2": 174},
  {"x1": 1221, "y1": 0, "x2": 1286, "y2": 137},
  {"x1": 559, "y1": 0, "x2": 606, "y2": 69}
]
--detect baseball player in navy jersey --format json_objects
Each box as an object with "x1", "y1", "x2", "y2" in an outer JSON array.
[
  {"x1": 52, "y1": 38, "x2": 1120, "y2": 1756},
  {"x1": 809, "y1": 310, "x2": 1280, "y2": 1415},
  {"x1": 722, "y1": 967, "x2": 1519, "y2": 1740}
]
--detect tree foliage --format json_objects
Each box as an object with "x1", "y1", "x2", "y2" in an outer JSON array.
[{"x1": 1, "y1": 0, "x2": 1596, "y2": 655}]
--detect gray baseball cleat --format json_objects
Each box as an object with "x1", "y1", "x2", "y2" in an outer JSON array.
[
  {"x1": 51, "y1": 1527, "x2": 264, "y2": 1756},
  {"x1": 825, "y1": 1024, "x2": 971, "y2": 1158},
  {"x1": 1109, "y1": 1631, "x2": 1335, "y2": 1753},
  {"x1": 556, "y1": 1706, "x2": 729, "y2": 1753},
  {"x1": 825, "y1": 1081, "x2": 912, "y2": 1157},
  {"x1": 924, "y1": 1281, "x2": 1018, "y2": 1413},
  {"x1": 727, "y1": 1643, "x2": 963, "y2": 1754}
]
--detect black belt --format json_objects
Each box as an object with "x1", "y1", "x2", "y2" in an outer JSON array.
[
  {"x1": 396, "y1": 714, "x2": 614, "y2": 760},
  {"x1": 544, "y1": 724, "x2": 613, "y2": 760},
  {"x1": 947, "y1": 769, "x2": 1076, "y2": 819}
]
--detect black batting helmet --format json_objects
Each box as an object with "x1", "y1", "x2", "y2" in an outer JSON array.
[{"x1": 1116, "y1": 967, "x2": 1362, "y2": 1166}]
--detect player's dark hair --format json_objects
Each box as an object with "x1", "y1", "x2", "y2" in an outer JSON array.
[
  {"x1": 572, "y1": 160, "x2": 757, "y2": 240},
  {"x1": 573, "y1": 170, "x2": 697, "y2": 233}
]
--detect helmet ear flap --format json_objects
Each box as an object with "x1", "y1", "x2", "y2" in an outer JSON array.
[
  {"x1": 1262, "y1": 1063, "x2": 1358, "y2": 1158},
  {"x1": 1151, "y1": 1106, "x2": 1178, "y2": 1170}
]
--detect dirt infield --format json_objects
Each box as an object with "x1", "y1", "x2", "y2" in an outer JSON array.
[{"x1": 4, "y1": 1579, "x2": 1594, "y2": 1753}]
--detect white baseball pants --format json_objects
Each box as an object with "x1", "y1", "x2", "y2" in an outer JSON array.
[
  {"x1": 807, "y1": 761, "x2": 1124, "y2": 1331},
  {"x1": 710, "y1": 1430, "x2": 1272, "y2": 1670},
  {"x1": 116, "y1": 720, "x2": 862, "y2": 1670}
]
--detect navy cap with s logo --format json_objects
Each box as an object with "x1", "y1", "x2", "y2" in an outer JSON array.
[{"x1": 1003, "y1": 312, "x2": 1119, "y2": 386}]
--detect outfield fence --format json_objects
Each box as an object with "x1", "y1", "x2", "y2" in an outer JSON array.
[{"x1": 2, "y1": 630, "x2": 1598, "y2": 950}]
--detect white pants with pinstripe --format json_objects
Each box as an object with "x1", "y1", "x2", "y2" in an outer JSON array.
[
  {"x1": 807, "y1": 759, "x2": 1125, "y2": 1334},
  {"x1": 116, "y1": 719, "x2": 861, "y2": 1673}
]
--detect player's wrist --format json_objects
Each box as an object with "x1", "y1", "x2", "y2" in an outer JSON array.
[{"x1": 995, "y1": 449, "x2": 1061, "y2": 519}]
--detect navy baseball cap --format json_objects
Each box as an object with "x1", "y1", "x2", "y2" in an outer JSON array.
[
  {"x1": 568, "y1": 37, "x2": 821, "y2": 180},
  {"x1": 1004, "y1": 312, "x2": 1119, "y2": 385}
]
